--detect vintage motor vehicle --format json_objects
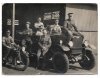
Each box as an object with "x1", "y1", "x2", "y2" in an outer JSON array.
[
  {"x1": 48, "y1": 27, "x2": 96, "y2": 73},
  {"x1": 17, "y1": 26, "x2": 95, "y2": 73},
  {"x1": 2, "y1": 43, "x2": 29, "y2": 71}
]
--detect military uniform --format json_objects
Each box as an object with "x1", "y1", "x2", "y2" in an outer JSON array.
[
  {"x1": 66, "y1": 19, "x2": 78, "y2": 33},
  {"x1": 37, "y1": 34, "x2": 51, "y2": 68},
  {"x1": 21, "y1": 28, "x2": 33, "y2": 53},
  {"x1": 50, "y1": 24, "x2": 62, "y2": 46},
  {"x1": 38, "y1": 35, "x2": 51, "y2": 55},
  {"x1": 50, "y1": 24, "x2": 62, "y2": 36},
  {"x1": 2, "y1": 35, "x2": 14, "y2": 61},
  {"x1": 3, "y1": 36, "x2": 14, "y2": 47},
  {"x1": 64, "y1": 19, "x2": 84, "y2": 40},
  {"x1": 34, "y1": 22, "x2": 44, "y2": 29}
]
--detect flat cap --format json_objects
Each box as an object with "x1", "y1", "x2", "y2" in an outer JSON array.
[{"x1": 68, "y1": 13, "x2": 74, "y2": 16}]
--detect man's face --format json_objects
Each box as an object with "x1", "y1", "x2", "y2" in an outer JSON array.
[
  {"x1": 55, "y1": 20, "x2": 59, "y2": 25},
  {"x1": 6, "y1": 32, "x2": 10, "y2": 36},
  {"x1": 26, "y1": 24, "x2": 30, "y2": 29},
  {"x1": 68, "y1": 15, "x2": 73, "y2": 20},
  {"x1": 70, "y1": 16, "x2": 72, "y2": 19},
  {"x1": 37, "y1": 18, "x2": 41, "y2": 22},
  {"x1": 43, "y1": 30, "x2": 47, "y2": 36}
]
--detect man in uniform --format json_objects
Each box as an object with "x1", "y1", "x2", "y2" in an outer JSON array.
[
  {"x1": 64, "y1": 13, "x2": 84, "y2": 40},
  {"x1": 19, "y1": 21, "x2": 33, "y2": 53},
  {"x1": 2, "y1": 30, "x2": 15, "y2": 62},
  {"x1": 37, "y1": 29, "x2": 52, "y2": 69},
  {"x1": 34, "y1": 17, "x2": 44, "y2": 32},
  {"x1": 33, "y1": 17, "x2": 45, "y2": 43},
  {"x1": 50, "y1": 19, "x2": 62, "y2": 45},
  {"x1": 50, "y1": 19, "x2": 62, "y2": 36}
]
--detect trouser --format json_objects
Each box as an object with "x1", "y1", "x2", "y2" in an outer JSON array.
[
  {"x1": 2, "y1": 46, "x2": 11, "y2": 61},
  {"x1": 68, "y1": 30, "x2": 84, "y2": 40},
  {"x1": 22, "y1": 39, "x2": 32, "y2": 53},
  {"x1": 36, "y1": 48, "x2": 51, "y2": 68},
  {"x1": 2, "y1": 46, "x2": 16, "y2": 64},
  {"x1": 37, "y1": 49, "x2": 44, "y2": 68},
  {"x1": 42, "y1": 50, "x2": 53, "y2": 69},
  {"x1": 51, "y1": 35, "x2": 61, "y2": 45}
]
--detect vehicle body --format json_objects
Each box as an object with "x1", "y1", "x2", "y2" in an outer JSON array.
[
  {"x1": 47, "y1": 27, "x2": 96, "y2": 73},
  {"x1": 17, "y1": 26, "x2": 95, "y2": 73}
]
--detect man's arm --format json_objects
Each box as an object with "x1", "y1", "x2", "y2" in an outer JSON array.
[
  {"x1": 29, "y1": 29, "x2": 33, "y2": 36},
  {"x1": 41, "y1": 22, "x2": 44, "y2": 28},
  {"x1": 64, "y1": 21, "x2": 69, "y2": 30},
  {"x1": 49, "y1": 25, "x2": 53, "y2": 35},
  {"x1": 73, "y1": 25, "x2": 78, "y2": 32},
  {"x1": 47, "y1": 36, "x2": 52, "y2": 48},
  {"x1": 2, "y1": 37, "x2": 7, "y2": 47},
  {"x1": 38, "y1": 42, "x2": 43, "y2": 49},
  {"x1": 58, "y1": 26, "x2": 62, "y2": 34},
  {"x1": 10, "y1": 36, "x2": 14, "y2": 43},
  {"x1": 2, "y1": 37, "x2": 11, "y2": 48},
  {"x1": 72, "y1": 20, "x2": 78, "y2": 32},
  {"x1": 34, "y1": 23, "x2": 37, "y2": 29}
]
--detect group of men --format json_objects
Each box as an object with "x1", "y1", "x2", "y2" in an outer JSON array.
[{"x1": 2, "y1": 13, "x2": 83, "y2": 69}]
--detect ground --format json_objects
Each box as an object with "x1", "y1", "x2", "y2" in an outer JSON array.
[{"x1": 2, "y1": 53, "x2": 97, "y2": 75}]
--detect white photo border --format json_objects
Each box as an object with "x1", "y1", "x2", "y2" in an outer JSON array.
[{"x1": 0, "y1": 0, "x2": 99, "y2": 78}]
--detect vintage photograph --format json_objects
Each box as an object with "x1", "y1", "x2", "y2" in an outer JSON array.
[{"x1": 2, "y1": 3, "x2": 98, "y2": 75}]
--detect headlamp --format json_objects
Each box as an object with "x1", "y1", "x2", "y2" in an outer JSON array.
[
  {"x1": 84, "y1": 40, "x2": 89, "y2": 47},
  {"x1": 68, "y1": 41, "x2": 73, "y2": 47}
]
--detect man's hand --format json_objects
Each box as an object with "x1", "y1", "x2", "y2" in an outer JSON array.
[
  {"x1": 42, "y1": 47, "x2": 47, "y2": 51},
  {"x1": 18, "y1": 32, "x2": 23, "y2": 35},
  {"x1": 7, "y1": 46, "x2": 12, "y2": 49}
]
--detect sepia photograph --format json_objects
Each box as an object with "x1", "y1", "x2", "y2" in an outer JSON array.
[{"x1": 2, "y1": 3, "x2": 98, "y2": 75}]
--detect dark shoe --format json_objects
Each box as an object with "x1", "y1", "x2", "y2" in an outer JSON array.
[{"x1": 41, "y1": 64, "x2": 47, "y2": 71}]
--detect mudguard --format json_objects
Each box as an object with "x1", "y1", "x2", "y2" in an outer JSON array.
[
  {"x1": 84, "y1": 46, "x2": 93, "y2": 54},
  {"x1": 83, "y1": 40, "x2": 96, "y2": 50},
  {"x1": 84, "y1": 44, "x2": 96, "y2": 52},
  {"x1": 85, "y1": 47, "x2": 92, "y2": 51}
]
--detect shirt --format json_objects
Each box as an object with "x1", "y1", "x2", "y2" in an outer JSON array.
[
  {"x1": 38, "y1": 35, "x2": 51, "y2": 49},
  {"x1": 50, "y1": 24, "x2": 62, "y2": 35},
  {"x1": 2, "y1": 36, "x2": 14, "y2": 47},
  {"x1": 65, "y1": 19, "x2": 78, "y2": 32},
  {"x1": 22, "y1": 28, "x2": 33, "y2": 41},
  {"x1": 34, "y1": 22, "x2": 44, "y2": 29}
]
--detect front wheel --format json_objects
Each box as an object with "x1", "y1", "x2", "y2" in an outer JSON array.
[
  {"x1": 14, "y1": 51, "x2": 29, "y2": 71},
  {"x1": 52, "y1": 52, "x2": 69, "y2": 73},
  {"x1": 79, "y1": 50, "x2": 95, "y2": 70}
]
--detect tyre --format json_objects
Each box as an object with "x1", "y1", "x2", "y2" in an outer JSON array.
[
  {"x1": 14, "y1": 51, "x2": 29, "y2": 71},
  {"x1": 52, "y1": 52, "x2": 69, "y2": 73},
  {"x1": 79, "y1": 50, "x2": 95, "y2": 70}
]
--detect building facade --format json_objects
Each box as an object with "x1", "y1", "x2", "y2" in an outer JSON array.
[{"x1": 2, "y1": 3, "x2": 98, "y2": 49}]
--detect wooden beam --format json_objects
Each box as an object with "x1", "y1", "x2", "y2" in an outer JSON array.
[{"x1": 12, "y1": 3, "x2": 15, "y2": 40}]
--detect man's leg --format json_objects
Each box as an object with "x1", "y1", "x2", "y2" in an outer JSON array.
[
  {"x1": 26, "y1": 40, "x2": 32, "y2": 54},
  {"x1": 67, "y1": 30, "x2": 74, "y2": 41},
  {"x1": 42, "y1": 51, "x2": 53, "y2": 70},
  {"x1": 3, "y1": 47, "x2": 11, "y2": 61},
  {"x1": 36, "y1": 49, "x2": 42, "y2": 69},
  {"x1": 73, "y1": 31, "x2": 84, "y2": 40}
]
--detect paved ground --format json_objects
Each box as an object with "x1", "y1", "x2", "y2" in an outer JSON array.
[{"x1": 2, "y1": 53, "x2": 98, "y2": 75}]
